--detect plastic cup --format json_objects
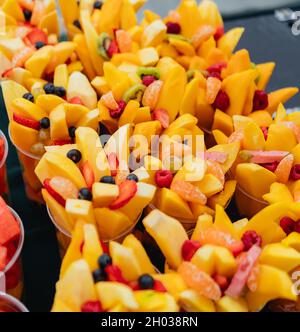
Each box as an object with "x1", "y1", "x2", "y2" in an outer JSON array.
[
  {"x1": 234, "y1": 184, "x2": 268, "y2": 218},
  {"x1": 0, "y1": 208, "x2": 25, "y2": 300},
  {"x1": 8, "y1": 128, "x2": 43, "y2": 204},
  {"x1": 0, "y1": 292, "x2": 28, "y2": 312},
  {"x1": 0, "y1": 130, "x2": 9, "y2": 201},
  {"x1": 46, "y1": 205, "x2": 141, "y2": 257}
]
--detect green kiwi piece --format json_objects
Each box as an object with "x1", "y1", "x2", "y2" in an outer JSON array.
[
  {"x1": 137, "y1": 67, "x2": 161, "y2": 79},
  {"x1": 97, "y1": 32, "x2": 111, "y2": 61},
  {"x1": 122, "y1": 84, "x2": 146, "y2": 104},
  {"x1": 166, "y1": 34, "x2": 192, "y2": 43}
]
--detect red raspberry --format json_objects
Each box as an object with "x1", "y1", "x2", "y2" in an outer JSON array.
[
  {"x1": 290, "y1": 164, "x2": 300, "y2": 180},
  {"x1": 214, "y1": 26, "x2": 225, "y2": 41},
  {"x1": 213, "y1": 275, "x2": 229, "y2": 291},
  {"x1": 207, "y1": 62, "x2": 227, "y2": 74},
  {"x1": 109, "y1": 100, "x2": 126, "y2": 119},
  {"x1": 207, "y1": 71, "x2": 222, "y2": 81},
  {"x1": 241, "y1": 230, "x2": 262, "y2": 251},
  {"x1": 260, "y1": 161, "x2": 278, "y2": 173},
  {"x1": 155, "y1": 170, "x2": 173, "y2": 188},
  {"x1": 181, "y1": 240, "x2": 201, "y2": 261},
  {"x1": 142, "y1": 75, "x2": 157, "y2": 87},
  {"x1": 212, "y1": 90, "x2": 230, "y2": 112},
  {"x1": 280, "y1": 217, "x2": 295, "y2": 235},
  {"x1": 252, "y1": 90, "x2": 269, "y2": 111},
  {"x1": 105, "y1": 265, "x2": 128, "y2": 284},
  {"x1": 294, "y1": 221, "x2": 300, "y2": 233},
  {"x1": 261, "y1": 126, "x2": 268, "y2": 140},
  {"x1": 81, "y1": 301, "x2": 104, "y2": 312},
  {"x1": 153, "y1": 280, "x2": 167, "y2": 293},
  {"x1": 80, "y1": 241, "x2": 85, "y2": 253},
  {"x1": 107, "y1": 40, "x2": 119, "y2": 58},
  {"x1": 166, "y1": 22, "x2": 181, "y2": 34}
]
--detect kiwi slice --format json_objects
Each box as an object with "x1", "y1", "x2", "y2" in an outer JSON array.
[
  {"x1": 186, "y1": 69, "x2": 208, "y2": 81},
  {"x1": 97, "y1": 32, "x2": 111, "y2": 61},
  {"x1": 166, "y1": 34, "x2": 192, "y2": 43},
  {"x1": 122, "y1": 84, "x2": 146, "y2": 104},
  {"x1": 137, "y1": 67, "x2": 161, "y2": 79}
]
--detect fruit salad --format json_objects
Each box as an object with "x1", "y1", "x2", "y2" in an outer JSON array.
[
  {"x1": 143, "y1": 206, "x2": 300, "y2": 312},
  {"x1": 51, "y1": 221, "x2": 178, "y2": 312},
  {"x1": 0, "y1": 197, "x2": 24, "y2": 300},
  {"x1": 0, "y1": 131, "x2": 9, "y2": 200},
  {"x1": 34, "y1": 126, "x2": 156, "y2": 249},
  {"x1": 220, "y1": 106, "x2": 300, "y2": 217}
]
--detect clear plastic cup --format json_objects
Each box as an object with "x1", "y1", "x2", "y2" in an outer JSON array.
[
  {"x1": 46, "y1": 205, "x2": 141, "y2": 257},
  {"x1": 1, "y1": 208, "x2": 24, "y2": 300},
  {"x1": 8, "y1": 128, "x2": 43, "y2": 204},
  {"x1": 0, "y1": 130, "x2": 9, "y2": 201},
  {"x1": 234, "y1": 184, "x2": 268, "y2": 219},
  {"x1": 0, "y1": 292, "x2": 28, "y2": 312}
]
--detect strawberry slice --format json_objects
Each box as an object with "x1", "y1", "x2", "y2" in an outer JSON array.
[
  {"x1": 153, "y1": 280, "x2": 167, "y2": 293},
  {"x1": 182, "y1": 240, "x2": 201, "y2": 261},
  {"x1": 26, "y1": 28, "x2": 48, "y2": 45},
  {"x1": 44, "y1": 179, "x2": 66, "y2": 207},
  {"x1": 0, "y1": 197, "x2": 20, "y2": 246},
  {"x1": 51, "y1": 139, "x2": 73, "y2": 146},
  {"x1": 152, "y1": 109, "x2": 170, "y2": 129},
  {"x1": 107, "y1": 40, "x2": 119, "y2": 58},
  {"x1": 225, "y1": 245, "x2": 262, "y2": 298},
  {"x1": 11, "y1": 46, "x2": 35, "y2": 67},
  {"x1": 107, "y1": 153, "x2": 119, "y2": 177},
  {"x1": 81, "y1": 301, "x2": 104, "y2": 312},
  {"x1": 69, "y1": 97, "x2": 84, "y2": 105},
  {"x1": 204, "y1": 151, "x2": 227, "y2": 164},
  {"x1": 81, "y1": 161, "x2": 95, "y2": 189},
  {"x1": 105, "y1": 265, "x2": 128, "y2": 284},
  {"x1": 239, "y1": 150, "x2": 289, "y2": 164},
  {"x1": 0, "y1": 246, "x2": 7, "y2": 271},
  {"x1": 100, "y1": 241, "x2": 109, "y2": 254},
  {"x1": 109, "y1": 180, "x2": 137, "y2": 210},
  {"x1": 2, "y1": 68, "x2": 13, "y2": 78},
  {"x1": 13, "y1": 113, "x2": 40, "y2": 130}
]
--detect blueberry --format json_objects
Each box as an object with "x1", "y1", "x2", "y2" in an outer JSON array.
[
  {"x1": 67, "y1": 149, "x2": 82, "y2": 163},
  {"x1": 126, "y1": 174, "x2": 139, "y2": 182},
  {"x1": 40, "y1": 117, "x2": 50, "y2": 129},
  {"x1": 68, "y1": 126, "x2": 76, "y2": 139},
  {"x1": 73, "y1": 19, "x2": 81, "y2": 30},
  {"x1": 35, "y1": 41, "x2": 45, "y2": 50},
  {"x1": 98, "y1": 254, "x2": 112, "y2": 269},
  {"x1": 100, "y1": 176, "x2": 115, "y2": 184},
  {"x1": 23, "y1": 93, "x2": 34, "y2": 103},
  {"x1": 93, "y1": 1, "x2": 103, "y2": 9},
  {"x1": 92, "y1": 269, "x2": 107, "y2": 283},
  {"x1": 78, "y1": 188, "x2": 93, "y2": 201},
  {"x1": 138, "y1": 274, "x2": 154, "y2": 289},
  {"x1": 55, "y1": 86, "x2": 66, "y2": 98},
  {"x1": 23, "y1": 9, "x2": 32, "y2": 22},
  {"x1": 43, "y1": 83, "x2": 55, "y2": 94}
]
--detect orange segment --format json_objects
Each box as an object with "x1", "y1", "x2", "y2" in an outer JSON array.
[
  {"x1": 206, "y1": 77, "x2": 221, "y2": 104},
  {"x1": 228, "y1": 129, "x2": 244, "y2": 144},
  {"x1": 49, "y1": 177, "x2": 78, "y2": 200},
  {"x1": 178, "y1": 262, "x2": 221, "y2": 301},
  {"x1": 101, "y1": 91, "x2": 119, "y2": 111},
  {"x1": 274, "y1": 154, "x2": 294, "y2": 184},
  {"x1": 142, "y1": 80, "x2": 163, "y2": 110},
  {"x1": 171, "y1": 180, "x2": 207, "y2": 205},
  {"x1": 206, "y1": 160, "x2": 225, "y2": 186}
]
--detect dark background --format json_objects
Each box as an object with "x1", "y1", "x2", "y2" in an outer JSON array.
[{"x1": 0, "y1": 2, "x2": 300, "y2": 312}]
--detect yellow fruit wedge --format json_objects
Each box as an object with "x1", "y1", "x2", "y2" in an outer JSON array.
[
  {"x1": 49, "y1": 105, "x2": 69, "y2": 140},
  {"x1": 179, "y1": 289, "x2": 216, "y2": 312},
  {"x1": 242, "y1": 121, "x2": 265, "y2": 151},
  {"x1": 153, "y1": 274, "x2": 187, "y2": 300},
  {"x1": 60, "y1": 220, "x2": 84, "y2": 278},
  {"x1": 263, "y1": 182, "x2": 293, "y2": 205},
  {"x1": 212, "y1": 110, "x2": 234, "y2": 136},
  {"x1": 55, "y1": 259, "x2": 98, "y2": 312},
  {"x1": 266, "y1": 87, "x2": 299, "y2": 114},
  {"x1": 217, "y1": 296, "x2": 248, "y2": 312},
  {"x1": 281, "y1": 232, "x2": 300, "y2": 252},
  {"x1": 9, "y1": 122, "x2": 39, "y2": 153},
  {"x1": 265, "y1": 123, "x2": 297, "y2": 152},
  {"x1": 82, "y1": 224, "x2": 103, "y2": 271},
  {"x1": 66, "y1": 199, "x2": 96, "y2": 225},
  {"x1": 36, "y1": 94, "x2": 66, "y2": 114},
  {"x1": 134, "y1": 290, "x2": 178, "y2": 312},
  {"x1": 96, "y1": 282, "x2": 138, "y2": 311},
  {"x1": 25, "y1": 46, "x2": 53, "y2": 78},
  {"x1": 256, "y1": 62, "x2": 275, "y2": 91},
  {"x1": 179, "y1": 78, "x2": 201, "y2": 116},
  {"x1": 177, "y1": 0, "x2": 202, "y2": 38},
  {"x1": 208, "y1": 180, "x2": 237, "y2": 210},
  {"x1": 123, "y1": 234, "x2": 155, "y2": 274},
  {"x1": 35, "y1": 151, "x2": 86, "y2": 189},
  {"x1": 142, "y1": 210, "x2": 188, "y2": 269},
  {"x1": 218, "y1": 27, "x2": 244, "y2": 57},
  {"x1": 92, "y1": 183, "x2": 119, "y2": 208}
]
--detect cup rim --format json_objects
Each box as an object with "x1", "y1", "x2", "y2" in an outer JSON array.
[
  {"x1": 46, "y1": 204, "x2": 141, "y2": 243},
  {"x1": 3, "y1": 207, "x2": 24, "y2": 273},
  {"x1": 8, "y1": 126, "x2": 42, "y2": 161},
  {"x1": 0, "y1": 292, "x2": 28, "y2": 312},
  {"x1": 0, "y1": 130, "x2": 9, "y2": 169}
]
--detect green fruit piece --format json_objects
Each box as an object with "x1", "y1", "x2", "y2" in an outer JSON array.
[
  {"x1": 97, "y1": 33, "x2": 111, "y2": 61},
  {"x1": 137, "y1": 67, "x2": 161, "y2": 79},
  {"x1": 166, "y1": 34, "x2": 192, "y2": 43},
  {"x1": 122, "y1": 84, "x2": 146, "y2": 104}
]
